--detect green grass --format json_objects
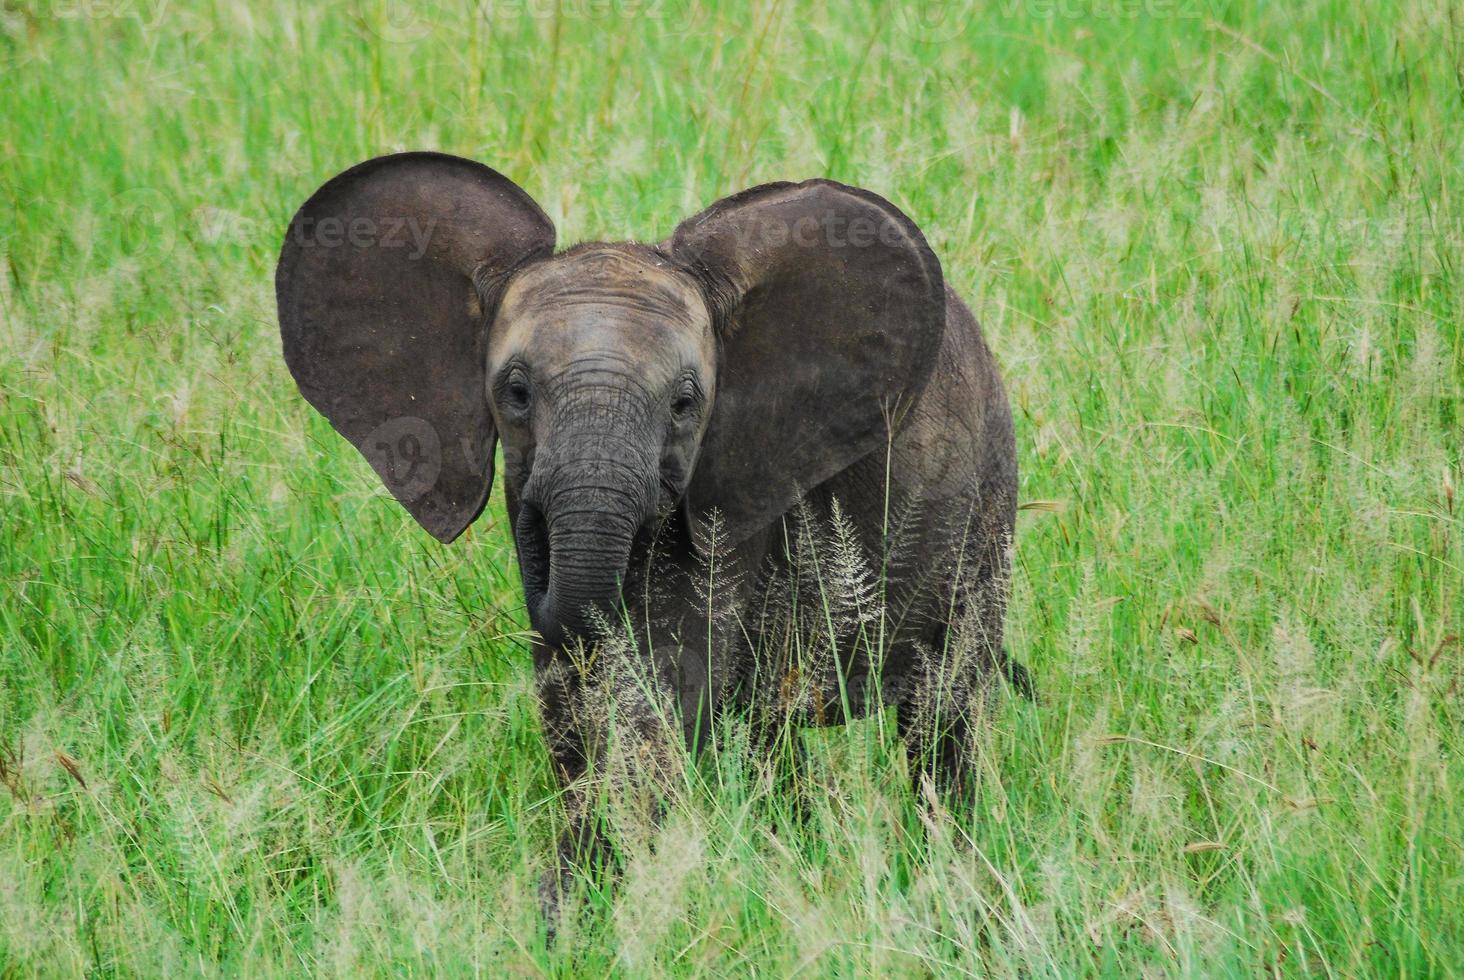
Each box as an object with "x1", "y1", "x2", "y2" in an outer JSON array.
[{"x1": 2, "y1": 0, "x2": 1461, "y2": 974}]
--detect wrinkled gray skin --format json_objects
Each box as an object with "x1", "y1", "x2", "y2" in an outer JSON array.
[{"x1": 276, "y1": 153, "x2": 1024, "y2": 933}]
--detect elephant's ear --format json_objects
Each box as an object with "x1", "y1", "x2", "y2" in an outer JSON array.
[
  {"x1": 667, "y1": 179, "x2": 946, "y2": 550},
  {"x1": 276, "y1": 152, "x2": 555, "y2": 543}
]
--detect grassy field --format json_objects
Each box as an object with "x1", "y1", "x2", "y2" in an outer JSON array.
[{"x1": 2, "y1": 0, "x2": 1461, "y2": 974}]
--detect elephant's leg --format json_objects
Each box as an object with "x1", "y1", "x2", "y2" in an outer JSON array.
[
  {"x1": 534, "y1": 646, "x2": 685, "y2": 940},
  {"x1": 532, "y1": 652, "x2": 598, "y2": 938},
  {"x1": 894, "y1": 487, "x2": 1034, "y2": 798},
  {"x1": 896, "y1": 583, "x2": 1016, "y2": 800},
  {"x1": 896, "y1": 640, "x2": 982, "y2": 800}
]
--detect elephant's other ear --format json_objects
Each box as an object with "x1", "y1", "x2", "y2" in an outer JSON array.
[
  {"x1": 667, "y1": 179, "x2": 945, "y2": 550},
  {"x1": 276, "y1": 152, "x2": 554, "y2": 543}
]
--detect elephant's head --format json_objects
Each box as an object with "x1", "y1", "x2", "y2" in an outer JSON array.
[{"x1": 277, "y1": 152, "x2": 947, "y2": 647}]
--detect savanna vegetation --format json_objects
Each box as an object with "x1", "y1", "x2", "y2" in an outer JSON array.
[{"x1": 1, "y1": 0, "x2": 1460, "y2": 973}]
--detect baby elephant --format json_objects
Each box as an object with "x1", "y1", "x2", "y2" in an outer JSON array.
[{"x1": 277, "y1": 152, "x2": 1025, "y2": 910}]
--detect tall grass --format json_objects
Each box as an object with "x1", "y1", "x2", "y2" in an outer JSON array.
[{"x1": 1, "y1": 0, "x2": 1460, "y2": 973}]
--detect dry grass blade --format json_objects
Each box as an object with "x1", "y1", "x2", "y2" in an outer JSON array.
[{"x1": 55, "y1": 750, "x2": 86, "y2": 789}]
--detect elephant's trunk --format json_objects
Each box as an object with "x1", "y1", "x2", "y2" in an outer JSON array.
[{"x1": 520, "y1": 456, "x2": 657, "y2": 647}]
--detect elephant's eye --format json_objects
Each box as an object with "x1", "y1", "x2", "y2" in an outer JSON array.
[
  {"x1": 670, "y1": 376, "x2": 702, "y2": 421},
  {"x1": 497, "y1": 368, "x2": 533, "y2": 417}
]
